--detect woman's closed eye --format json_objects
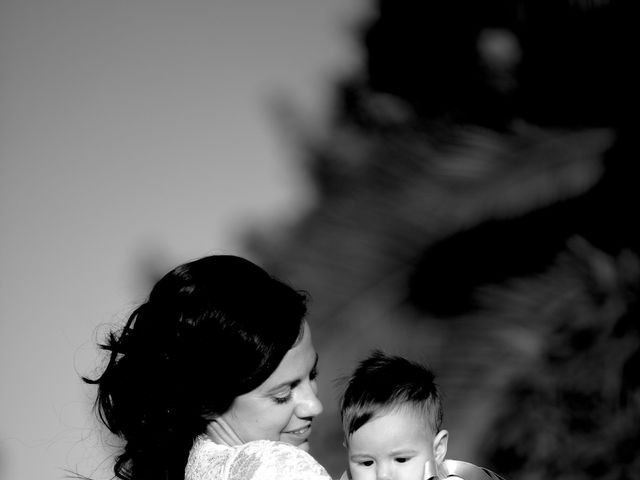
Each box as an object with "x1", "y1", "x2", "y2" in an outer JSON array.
[
  {"x1": 271, "y1": 358, "x2": 318, "y2": 405},
  {"x1": 272, "y1": 389, "x2": 293, "y2": 404}
]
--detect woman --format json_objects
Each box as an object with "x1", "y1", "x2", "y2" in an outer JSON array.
[{"x1": 86, "y1": 255, "x2": 332, "y2": 480}]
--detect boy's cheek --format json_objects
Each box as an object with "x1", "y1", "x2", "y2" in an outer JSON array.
[
  {"x1": 348, "y1": 464, "x2": 367, "y2": 480},
  {"x1": 347, "y1": 465, "x2": 358, "y2": 480},
  {"x1": 419, "y1": 461, "x2": 426, "y2": 480}
]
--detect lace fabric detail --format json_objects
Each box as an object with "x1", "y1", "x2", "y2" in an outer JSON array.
[{"x1": 185, "y1": 436, "x2": 332, "y2": 480}]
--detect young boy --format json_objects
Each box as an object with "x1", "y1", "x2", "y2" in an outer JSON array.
[{"x1": 340, "y1": 350, "x2": 449, "y2": 480}]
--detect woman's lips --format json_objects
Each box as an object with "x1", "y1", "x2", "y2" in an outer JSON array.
[{"x1": 282, "y1": 423, "x2": 312, "y2": 444}]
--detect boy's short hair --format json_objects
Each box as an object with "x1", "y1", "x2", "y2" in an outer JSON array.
[{"x1": 340, "y1": 350, "x2": 443, "y2": 438}]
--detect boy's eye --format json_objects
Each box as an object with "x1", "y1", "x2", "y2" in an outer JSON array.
[
  {"x1": 395, "y1": 457, "x2": 410, "y2": 463},
  {"x1": 360, "y1": 461, "x2": 374, "y2": 467}
]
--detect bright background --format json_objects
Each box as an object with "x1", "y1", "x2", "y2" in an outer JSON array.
[{"x1": 0, "y1": 1, "x2": 364, "y2": 478}]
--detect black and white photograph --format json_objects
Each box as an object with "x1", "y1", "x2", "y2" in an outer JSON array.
[{"x1": 1, "y1": 1, "x2": 637, "y2": 480}]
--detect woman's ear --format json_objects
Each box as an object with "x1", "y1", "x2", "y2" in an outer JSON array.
[{"x1": 433, "y1": 429, "x2": 449, "y2": 464}]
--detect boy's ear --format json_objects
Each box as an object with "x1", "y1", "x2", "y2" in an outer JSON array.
[{"x1": 433, "y1": 429, "x2": 448, "y2": 464}]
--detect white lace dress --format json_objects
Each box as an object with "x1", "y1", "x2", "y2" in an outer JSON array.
[{"x1": 185, "y1": 435, "x2": 333, "y2": 480}]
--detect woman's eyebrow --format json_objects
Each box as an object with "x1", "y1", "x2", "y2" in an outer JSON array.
[{"x1": 266, "y1": 353, "x2": 319, "y2": 393}]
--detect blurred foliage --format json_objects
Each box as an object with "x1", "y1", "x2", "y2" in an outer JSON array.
[
  {"x1": 480, "y1": 241, "x2": 640, "y2": 480},
  {"x1": 355, "y1": 0, "x2": 633, "y2": 129},
  {"x1": 247, "y1": 0, "x2": 638, "y2": 477}
]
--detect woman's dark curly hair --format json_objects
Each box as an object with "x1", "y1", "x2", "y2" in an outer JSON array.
[{"x1": 85, "y1": 255, "x2": 308, "y2": 480}]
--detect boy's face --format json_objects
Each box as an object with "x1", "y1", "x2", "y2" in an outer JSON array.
[{"x1": 347, "y1": 408, "x2": 436, "y2": 480}]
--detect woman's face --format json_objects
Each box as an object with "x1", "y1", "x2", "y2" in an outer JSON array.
[{"x1": 217, "y1": 322, "x2": 323, "y2": 451}]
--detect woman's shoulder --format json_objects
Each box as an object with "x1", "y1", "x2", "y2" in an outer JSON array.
[
  {"x1": 185, "y1": 436, "x2": 231, "y2": 480},
  {"x1": 186, "y1": 436, "x2": 332, "y2": 480},
  {"x1": 230, "y1": 440, "x2": 331, "y2": 480}
]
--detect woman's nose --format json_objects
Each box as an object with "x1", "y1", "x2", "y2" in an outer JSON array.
[{"x1": 296, "y1": 381, "x2": 323, "y2": 418}]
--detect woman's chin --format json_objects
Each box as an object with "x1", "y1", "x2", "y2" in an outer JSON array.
[{"x1": 280, "y1": 435, "x2": 310, "y2": 451}]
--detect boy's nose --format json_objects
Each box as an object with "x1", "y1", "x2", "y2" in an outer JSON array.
[{"x1": 376, "y1": 463, "x2": 392, "y2": 480}]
